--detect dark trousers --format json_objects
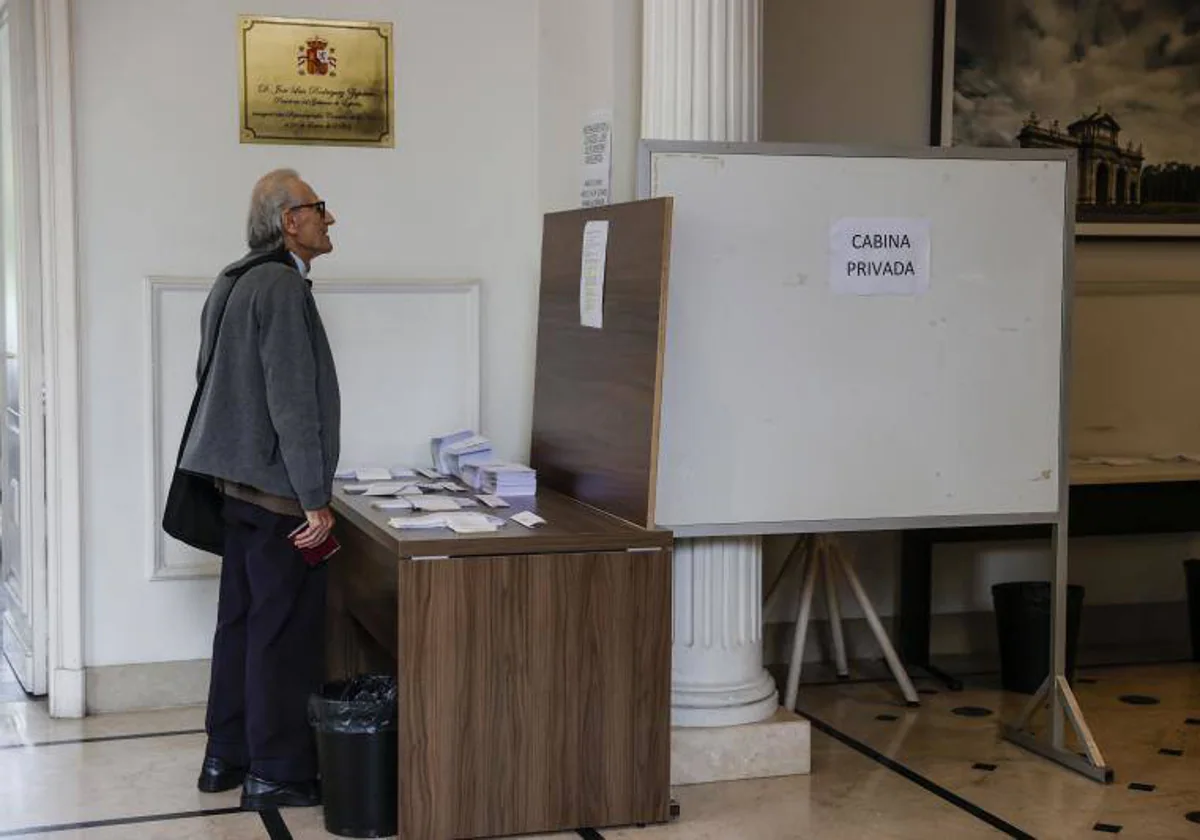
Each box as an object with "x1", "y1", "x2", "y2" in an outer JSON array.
[{"x1": 204, "y1": 496, "x2": 327, "y2": 782}]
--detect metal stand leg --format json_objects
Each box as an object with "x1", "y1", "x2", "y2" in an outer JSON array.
[
  {"x1": 829, "y1": 542, "x2": 920, "y2": 707},
  {"x1": 1001, "y1": 676, "x2": 1111, "y2": 783},
  {"x1": 898, "y1": 531, "x2": 963, "y2": 691},
  {"x1": 1000, "y1": 522, "x2": 1112, "y2": 783},
  {"x1": 919, "y1": 662, "x2": 965, "y2": 692}
]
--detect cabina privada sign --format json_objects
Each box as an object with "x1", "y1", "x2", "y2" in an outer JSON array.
[{"x1": 828, "y1": 217, "x2": 932, "y2": 297}]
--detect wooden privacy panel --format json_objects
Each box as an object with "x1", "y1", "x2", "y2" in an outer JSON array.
[{"x1": 530, "y1": 198, "x2": 673, "y2": 527}]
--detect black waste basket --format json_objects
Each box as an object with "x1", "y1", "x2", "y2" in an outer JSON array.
[
  {"x1": 308, "y1": 675, "x2": 398, "y2": 838},
  {"x1": 991, "y1": 582, "x2": 1084, "y2": 694},
  {"x1": 1186, "y1": 559, "x2": 1200, "y2": 662}
]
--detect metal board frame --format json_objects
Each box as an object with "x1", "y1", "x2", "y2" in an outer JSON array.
[{"x1": 637, "y1": 139, "x2": 1110, "y2": 783}]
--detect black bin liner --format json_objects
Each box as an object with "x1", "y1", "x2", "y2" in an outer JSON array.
[
  {"x1": 308, "y1": 676, "x2": 398, "y2": 838},
  {"x1": 991, "y1": 582, "x2": 1084, "y2": 695}
]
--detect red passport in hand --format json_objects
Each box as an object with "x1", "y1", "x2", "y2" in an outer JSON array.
[{"x1": 289, "y1": 524, "x2": 341, "y2": 567}]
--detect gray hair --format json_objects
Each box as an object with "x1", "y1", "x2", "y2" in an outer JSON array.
[{"x1": 246, "y1": 168, "x2": 302, "y2": 249}]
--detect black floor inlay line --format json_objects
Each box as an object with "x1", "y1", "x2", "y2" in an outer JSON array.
[
  {"x1": 1158, "y1": 748, "x2": 1183, "y2": 756},
  {"x1": 800, "y1": 710, "x2": 1035, "y2": 839},
  {"x1": 918, "y1": 688, "x2": 939, "y2": 695},
  {"x1": 1128, "y1": 782, "x2": 1156, "y2": 792},
  {"x1": 260, "y1": 809, "x2": 293, "y2": 839},
  {"x1": 876, "y1": 714, "x2": 899, "y2": 721},
  {"x1": 1186, "y1": 811, "x2": 1200, "y2": 824},
  {"x1": 1092, "y1": 823, "x2": 1122, "y2": 833},
  {"x1": 1118, "y1": 694, "x2": 1159, "y2": 706},
  {"x1": 577, "y1": 829, "x2": 605, "y2": 839},
  {"x1": 1186, "y1": 718, "x2": 1200, "y2": 726},
  {"x1": 972, "y1": 762, "x2": 997, "y2": 771},
  {"x1": 0, "y1": 728, "x2": 206, "y2": 751},
  {"x1": 0, "y1": 807, "x2": 244, "y2": 837},
  {"x1": 951, "y1": 706, "x2": 994, "y2": 718}
]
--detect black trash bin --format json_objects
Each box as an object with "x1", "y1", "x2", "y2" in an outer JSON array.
[
  {"x1": 1186, "y1": 559, "x2": 1200, "y2": 662},
  {"x1": 308, "y1": 675, "x2": 398, "y2": 838},
  {"x1": 991, "y1": 582, "x2": 1084, "y2": 694}
]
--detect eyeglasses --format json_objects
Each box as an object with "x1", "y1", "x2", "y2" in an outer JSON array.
[{"x1": 288, "y1": 201, "x2": 326, "y2": 218}]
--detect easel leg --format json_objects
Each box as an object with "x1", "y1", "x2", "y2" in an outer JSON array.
[
  {"x1": 827, "y1": 541, "x2": 920, "y2": 706},
  {"x1": 784, "y1": 545, "x2": 820, "y2": 711},
  {"x1": 822, "y1": 549, "x2": 850, "y2": 678}
]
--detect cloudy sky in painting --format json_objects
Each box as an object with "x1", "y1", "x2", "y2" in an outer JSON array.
[{"x1": 952, "y1": 0, "x2": 1200, "y2": 164}]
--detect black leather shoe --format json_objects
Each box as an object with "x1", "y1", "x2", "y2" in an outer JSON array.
[
  {"x1": 240, "y1": 773, "x2": 322, "y2": 810},
  {"x1": 197, "y1": 755, "x2": 247, "y2": 793}
]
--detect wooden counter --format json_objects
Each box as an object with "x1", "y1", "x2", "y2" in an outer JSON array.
[
  {"x1": 1069, "y1": 458, "x2": 1200, "y2": 486},
  {"x1": 326, "y1": 482, "x2": 673, "y2": 840}
]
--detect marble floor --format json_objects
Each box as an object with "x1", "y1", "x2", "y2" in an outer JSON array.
[{"x1": 0, "y1": 657, "x2": 1197, "y2": 839}]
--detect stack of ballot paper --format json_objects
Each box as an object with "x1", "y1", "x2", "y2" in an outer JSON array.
[
  {"x1": 335, "y1": 466, "x2": 417, "y2": 481},
  {"x1": 410, "y1": 496, "x2": 463, "y2": 512},
  {"x1": 342, "y1": 482, "x2": 423, "y2": 496},
  {"x1": 480, "y1": 463, "x2": 537, "y2": 497},
  {"x1": 459, "y1": 463, "x2": 488, "y2": 491},
  {"x1": 444, "y1": 437, "x2": 494, "y2": 476},
  {"x1": 388, "y1": 512, "x2": 506, "y2": 534},
  {"x1": 431, "y1": 430, "x2": 494, "y2": 476},
  {"x1": 431, "y1": 430, "x2": 472, "y2": 472},
  {"x1": 371, "y1": 498, "x2": 414, "y2": 511}
]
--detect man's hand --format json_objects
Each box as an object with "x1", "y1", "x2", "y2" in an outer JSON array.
[{"x1": 292, "y1": 506, "x2": 335, "y2": 549}]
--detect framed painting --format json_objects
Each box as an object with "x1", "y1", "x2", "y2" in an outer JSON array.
[{"x1": 932, "y1": 0, "x2": 1200, "y2": 238}]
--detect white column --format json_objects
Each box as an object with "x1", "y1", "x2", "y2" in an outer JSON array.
[
  {"x1": 642, "y1": 0, "x2": 777, "y2": 728},
  {"x1": 642, "y1": 0, "x2": 760, "y2": 141},
  {"x1": 671, "y1": 537, "x2": 777, "y2": 726}
]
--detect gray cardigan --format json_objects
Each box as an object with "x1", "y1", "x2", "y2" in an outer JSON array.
[{"x1": 180, "y1": 248, "x2": 341, "y2": 511}]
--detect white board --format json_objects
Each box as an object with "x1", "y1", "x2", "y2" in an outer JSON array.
[
  {"x1": 147, "y1": 277, "x2": 479, "y2": 578},
  {"x1": 640, "y1": 143, "x2": 1072, "y2": 535}
]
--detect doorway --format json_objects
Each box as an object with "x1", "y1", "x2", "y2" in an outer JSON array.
[{"x1": 0, "y1": 0, "x2": 48, "y2": 698}]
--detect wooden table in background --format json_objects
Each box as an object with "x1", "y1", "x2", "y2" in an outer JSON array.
[
  {"x1": 326, "y1": 482, "x2": 674, "y2": 840},
  {"x1": 897, "y1": 461, "x2": 1200, "y2": 690}
]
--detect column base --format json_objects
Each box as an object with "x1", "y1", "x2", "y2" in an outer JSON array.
[
  {"x1": 670, "y1": 669, "x2": 780, "y2": 728},
  {"x1": 671, "y1": 708, "x2": 811, "y2": 785}
]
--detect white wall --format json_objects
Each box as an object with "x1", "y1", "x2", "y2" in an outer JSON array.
[
  {"x1": 760, "y1": 0, "x2": 1199, "y2": 637},
  {"x1": 764, "y1": 0, "x2": 933, "y2": 146},
  {"x1": 75, "y1": 0, "x2": 1193, "y2": 676},
  {"x1": 73, "y1": 0, "x2": 540, "y2": 667},
  {"x1": 537, "y1": 0, "x2": 641, "y2": 215}
]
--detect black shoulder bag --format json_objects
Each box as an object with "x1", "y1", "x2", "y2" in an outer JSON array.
[{"x1": 161, "y1": 247, "x2": 292, "y2": 554}]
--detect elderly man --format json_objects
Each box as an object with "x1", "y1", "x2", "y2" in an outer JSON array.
[{"x1": 181, "y1": 169, "x2": 341, "y2": 809}]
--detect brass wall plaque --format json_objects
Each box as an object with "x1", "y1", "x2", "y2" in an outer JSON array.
[{"x1": 238, "y1": 15, "x2": 394, "y2": 147}]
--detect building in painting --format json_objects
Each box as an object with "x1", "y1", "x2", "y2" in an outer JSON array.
[{"x1": 1016, "y1": 109, "x2": 1144, "y2": 206}]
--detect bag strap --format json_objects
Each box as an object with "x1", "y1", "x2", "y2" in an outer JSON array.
[{"x1": 172, "y1": 247, "x2": 294, "y2": 468}]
